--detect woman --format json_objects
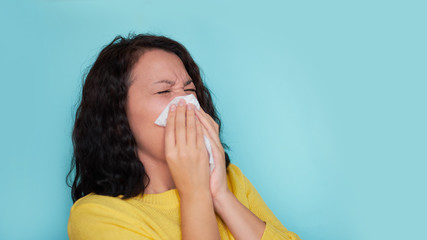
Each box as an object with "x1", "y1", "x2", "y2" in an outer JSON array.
[{"x1": 67, "y1": 33, "x2": 301, "y2": 240}]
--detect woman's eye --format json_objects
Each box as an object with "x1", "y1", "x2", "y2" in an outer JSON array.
[{"x1": 157, "y1": 89, "x2": 196, "y2": 94}]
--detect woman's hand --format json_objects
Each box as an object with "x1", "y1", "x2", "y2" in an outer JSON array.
[
  {"x1": 194, "y1": 107, "x2": 230, "y2": 200},
  {"x1": 165, "y1": 99, "x2": 221, "y2": 240},
  {"x1": 194, "y1": 108, "x2": 269, "y2": 240},
  {"x1": 164, "y1": 99, "x2": 211, "y2": 196}
]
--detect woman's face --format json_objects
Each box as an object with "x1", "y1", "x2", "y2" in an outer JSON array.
[{"x1": 125, "y1": 49, "x2": 198, "y2": 163}]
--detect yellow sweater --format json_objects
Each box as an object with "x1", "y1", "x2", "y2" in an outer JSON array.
[{"x1": 68, "y1": 163, "x2": 301, "y2": 240}]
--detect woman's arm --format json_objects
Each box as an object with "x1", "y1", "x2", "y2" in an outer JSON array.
[
  {"x1": 215, "y1": 166, "x2": 302, "y2": 240},
  {"x1": 180, "y1": 190, "x2": 220, "y2": 240},
  {"x1": 194, "y1": 107, "x2": 266, "y2": 239},
  {"x1": 213, "y1": 190, "x2": 266, "y2": 240},
  {"x1": 194, "y1": 108, "x2": 301, "y2": 240}
]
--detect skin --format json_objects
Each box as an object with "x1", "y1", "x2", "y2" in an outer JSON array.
[{"x1": 125, "y1": 49, "x2": 266, "y2": 240}]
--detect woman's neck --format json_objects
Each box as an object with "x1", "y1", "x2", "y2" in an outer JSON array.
[{"x1": 137, "y1": 150, "x2": 176, "y2": 194}]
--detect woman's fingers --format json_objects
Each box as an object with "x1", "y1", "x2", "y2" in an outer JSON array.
[
  {"x1": 200, "y1": 122, "x2": 219, "y2": 152},
  {"x1": 197, "y1": 108, "x2": 219, "y2": 133},
  {"x1": 195, "y1": 115, "x2": 204, "y2": 149},
  {"x1": 175, "y1": 100, "x2": 187, "y2": 146},
  {"x1": 186, "y1": 103, "x2": 196, "y2": 147},
  {"x1": 195, "y1": 109, "x2": 221, "y2": 148},
  {"x1": 165, "y1": 104, "x2": 177, "y2": 154}
]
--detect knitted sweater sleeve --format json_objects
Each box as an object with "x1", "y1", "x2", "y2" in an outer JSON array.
[{"x1": 236, "y1": 166, "x2": 301, "y2": 240}]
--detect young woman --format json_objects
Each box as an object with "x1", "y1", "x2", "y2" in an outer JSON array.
[{"x1": 67, "y1": 33, "x2": 301, "y2": 240}]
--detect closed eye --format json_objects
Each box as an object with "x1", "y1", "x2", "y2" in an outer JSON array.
[{"x1": 157, "y1": 89, "x2": 196, "y2": 94}]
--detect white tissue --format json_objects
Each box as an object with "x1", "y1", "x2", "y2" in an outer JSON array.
[{"x1": 154, "y1": 94, "x2": 215, "y2": 173}]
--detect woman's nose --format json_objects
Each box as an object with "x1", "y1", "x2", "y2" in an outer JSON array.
[
  {"x1": 166, "y1": 90, "x2": 190, "y2": 102},
  {"x1": 172, "y1": 89, "x2": 190, "y2": 98}
]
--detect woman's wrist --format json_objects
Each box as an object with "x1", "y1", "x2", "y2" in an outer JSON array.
[
  {"x1": 212, "y1": 189, "x2": 234, "y2": 211},
  {"x1": 179, "y1": 188, "x2": 212, "y2": 201}
]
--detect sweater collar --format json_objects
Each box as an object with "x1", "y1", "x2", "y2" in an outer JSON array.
[{"x1": 132, "y1": 188, "x2": 181, "y2": 206}]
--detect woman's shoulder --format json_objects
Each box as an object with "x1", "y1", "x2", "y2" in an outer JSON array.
[
  {"x1": 70, "y1": 193, "x2": 135, "y2": 217},
  {"x1": 68, "y1": 194, "x2": 157, "y2": 238},
  {"x1": 226, "y1": 162, "x2": 245, "y2": 179},
  {"x1": 72, "y1": 193, "x2": 122, "y2": 207},
  {"x1": 227, "y1": 162, "x2": 240, "y2": 171}
]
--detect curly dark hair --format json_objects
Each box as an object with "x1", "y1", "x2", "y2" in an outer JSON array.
[{"x1": 66, "y1": 33, "x2": 231, "y2": 203}]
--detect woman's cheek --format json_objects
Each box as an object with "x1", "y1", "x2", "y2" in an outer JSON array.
[{"x1": 148, "y1": 98, "x2": 170, "y2": 125}]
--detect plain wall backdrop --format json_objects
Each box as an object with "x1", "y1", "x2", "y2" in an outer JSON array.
[{"x1": 0, "y1": 0, "x2": 426, "y2": 239}]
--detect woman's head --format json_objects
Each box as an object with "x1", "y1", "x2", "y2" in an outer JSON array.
[
  {"x1": 126, "y1": 49, "x2": 198, "y2": 175},
  {"x1": 67, "y1": 33, "x2": 230, "y2": 202}
]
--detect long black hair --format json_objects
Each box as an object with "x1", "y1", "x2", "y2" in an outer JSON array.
[{"x1": 67, "y1": 33, "x2": 231, "y2": 203}]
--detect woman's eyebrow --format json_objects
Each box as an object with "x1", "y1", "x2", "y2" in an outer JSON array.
[{"x1": 153, "y1": 79, "x2": 193, "y2": 86}]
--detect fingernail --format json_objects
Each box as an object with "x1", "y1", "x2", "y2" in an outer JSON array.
[
  {"x1": 187, "y1": 104, "x2": 193, "y2": 110},
  {"x1": 178, "y1": 99, "x2": 185, "y2": 106},
  {"x1": 170, "y1": 104, "x2": 176, "y2": 111}
]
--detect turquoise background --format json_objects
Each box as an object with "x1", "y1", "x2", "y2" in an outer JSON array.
[{"x1": 1, "y1": 0, "x2": 425, "y2": 239}]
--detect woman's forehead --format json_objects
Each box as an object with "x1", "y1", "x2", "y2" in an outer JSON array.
[{"x1": 131, "y1": 49, "x2": 190, "y2": 86}]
